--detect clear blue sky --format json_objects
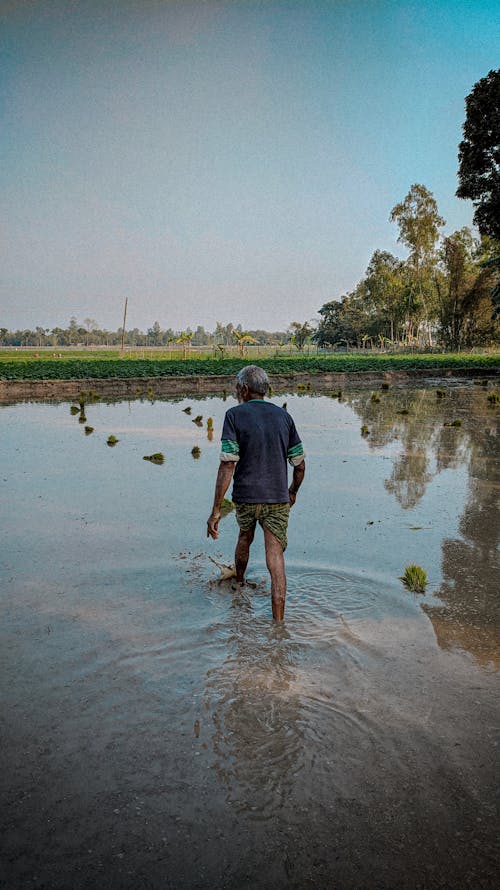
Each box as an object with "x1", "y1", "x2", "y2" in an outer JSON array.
[{"x1": 1, "y1": 0, "x2": 499, "y2": 333}]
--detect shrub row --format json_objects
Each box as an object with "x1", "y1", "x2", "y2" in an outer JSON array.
[{"x1": 0, "y1": 353, "x2": 498, "y2": 380}]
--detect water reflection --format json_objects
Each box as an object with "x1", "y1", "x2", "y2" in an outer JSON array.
[
  {"x1": 424, "y1": 427, "x2": 500, "y2": 668},
  {"x1": 346, "y1": 386, "x2": 499, "y2": 665}
]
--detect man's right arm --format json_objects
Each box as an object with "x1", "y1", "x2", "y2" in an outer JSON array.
[{"x1": 207, "y1": 460, "x2": 235, "y2": 539}]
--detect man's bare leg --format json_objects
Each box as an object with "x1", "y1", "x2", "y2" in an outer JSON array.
[
  {"x1": 235, "y1": 528, "x2": 255, "y2": 583},
  {"x1": 263, "y1": 526, "x2": 287, "y2": 620}
]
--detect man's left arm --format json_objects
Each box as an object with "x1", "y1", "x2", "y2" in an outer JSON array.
[{"x1": 289, "y1": 459, "x2": 305, "y2": 507}]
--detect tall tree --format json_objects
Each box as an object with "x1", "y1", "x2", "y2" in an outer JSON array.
[
  {"x1": 288, "y1": 321, "x2": 314, "y2": 351},
  {"x1": 364, "y1": 250, "x2": 405, "y2": 342},
  {"x1": 457, "y1": 69, "x2": 500, "y2": 241},
  {"x1": 390, "y1": 184, "x2": 445, "y2": 344}
]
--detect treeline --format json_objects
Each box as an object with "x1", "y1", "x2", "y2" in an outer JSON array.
[
  {"x1": 314, "y1": 185, "x2": 499, "y2": 351},
  {"x1": 0, "y1": 319, "x2": 290, "y2": 349}
]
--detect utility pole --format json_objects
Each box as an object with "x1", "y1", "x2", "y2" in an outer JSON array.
[{"x1": 121, "y1": 298, "x2": 128, "y2": 353}]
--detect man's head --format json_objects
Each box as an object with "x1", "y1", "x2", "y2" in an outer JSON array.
[{"x1": 236, "y1": 365, "x2": 269, "y2": 401}]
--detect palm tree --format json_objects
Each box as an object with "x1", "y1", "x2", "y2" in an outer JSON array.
[
  {"x1": 176, "y1": 331, "x2": 193, "y2": 359},
  {"x1": 232, "y1": 330, "x2": 258, "y2": 357}
]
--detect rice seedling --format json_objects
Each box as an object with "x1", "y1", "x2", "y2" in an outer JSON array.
[
  {"x1": 107, "y1": 435, "x2": 119, "y2": 446},
  {"x1": 191, "y1": 446, "x2": 201, "y2": 458},
  {"x1": 84, "y1": 426, "x2": 94, "y2": 435},
  {"x1": 436, "y1": 389, "x2": 446, "y2": 398},
  {"x1": 143, "y1": 453, "x2": 165, "y2": 464},
  {"x1": 400, "y1": 564, "x2": 428, "y2": 593},
  {"x1": 487, "y1": 392, "x2": 499, "y2": 405},
  {"x1": 371, "y1": 392, "x2": 381, "y2": 403},
  {"x1": 361, "y1": 424, "x2": 370, "y2": 436}
]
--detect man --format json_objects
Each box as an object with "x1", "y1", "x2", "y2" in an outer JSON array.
[{"x1": 207, "y1": 365, "x2": 305, "y2": 621}]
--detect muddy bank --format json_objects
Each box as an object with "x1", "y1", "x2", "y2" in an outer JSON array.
[{"x1": 0, "y1": 365, "x2": 497, "y2": 401}]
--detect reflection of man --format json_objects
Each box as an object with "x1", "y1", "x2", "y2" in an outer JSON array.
[{"x1": 207, "y1": 365, "x2": 305, "y2": 620}]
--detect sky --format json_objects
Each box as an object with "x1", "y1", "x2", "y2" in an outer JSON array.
[{"x1": 1, "y1": 0, "x2": 499, "y2": 334}]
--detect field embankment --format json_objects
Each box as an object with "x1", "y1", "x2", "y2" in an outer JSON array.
[{"x1": 0, "y1": 353, "x2": 498, "y2": 400}]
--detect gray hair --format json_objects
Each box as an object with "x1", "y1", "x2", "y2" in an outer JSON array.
[{"x1": 236, "y1": 365, "x2": 269, "y2": 396}]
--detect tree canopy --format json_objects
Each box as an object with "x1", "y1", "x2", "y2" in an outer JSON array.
[{"x1": 457, "y1": 68, "x2": 500, "y2": 240}]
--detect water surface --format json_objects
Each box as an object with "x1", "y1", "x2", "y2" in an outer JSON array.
[{"x1": 1, "y1": 385, "x2": 498, "y2": 888}]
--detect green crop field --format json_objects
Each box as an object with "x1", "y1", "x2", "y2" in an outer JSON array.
[{"x1": 0, "y1": 350, "x2": 498, "y2": 380}]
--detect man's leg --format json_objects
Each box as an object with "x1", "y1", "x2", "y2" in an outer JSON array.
[
  {"x1": 235, "y1": 527, "x2": 255, "y2": 583},
  {"x1": 263, "y1": 526, "x2": 287, "y2": 620}
]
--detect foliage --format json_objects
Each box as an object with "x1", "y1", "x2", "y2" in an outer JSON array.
[
  {"x1": 143, "y1": 453, "x2": 165, "y2": 464},
  {"x1": 0, "y1": 352, "x2": 499, "y2": 381},
  {"x1": 457, "y1": 69, "x2": 500, "y2": 241},
  {"x1": 400, "y1": 564, "x2": 428, "y2": 593}
]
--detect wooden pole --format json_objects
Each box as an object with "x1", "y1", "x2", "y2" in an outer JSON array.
[{"x1": 121, "y1": 298, "x2": 128, "y2": 354}]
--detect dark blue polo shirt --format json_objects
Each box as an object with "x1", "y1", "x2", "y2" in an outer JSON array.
[{"x1": 220, "y1": 399, "x2": 304, "y2": 504}]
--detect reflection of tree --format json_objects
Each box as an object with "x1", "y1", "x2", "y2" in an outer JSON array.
[
  {"x1": 385, "y1": 450, "x2": 433, "y2": 509},
  {"x1": 203, "y1": 611, "x2": 305, "y2": 814},
  {"x1": 423, "y1": 417, "x2": 500, "y2": 667},
  {"x1": 345, "y1": 385, "x2": 499, "y2": 664},
  {"x1": 344, "y1": 388, "x2": 462, "y2": 508}
]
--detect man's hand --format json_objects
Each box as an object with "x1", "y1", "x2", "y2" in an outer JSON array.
[
  {"x1": 288, "y1": 489, "x2": 297, "y2": 507},
  {"x1": 207, "y1": 509, "x2": 221, "y2": 539}
]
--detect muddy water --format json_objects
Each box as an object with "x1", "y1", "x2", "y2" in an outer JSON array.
[{"x1": 1, "y1": 384, "x2": 498, "y2": 888}]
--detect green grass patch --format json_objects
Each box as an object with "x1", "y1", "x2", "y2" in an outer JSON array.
[{"x1": 0, "y1": 352, "x2": 498, "y2": 381}]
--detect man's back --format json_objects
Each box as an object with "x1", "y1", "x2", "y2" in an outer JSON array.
[{"x1": 221, "y1": 400, "x2": 302, "y2": 503}]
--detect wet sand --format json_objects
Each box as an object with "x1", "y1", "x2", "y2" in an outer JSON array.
[{"x1": 1, "y1": 387, "x2": 499, "y2": 888}]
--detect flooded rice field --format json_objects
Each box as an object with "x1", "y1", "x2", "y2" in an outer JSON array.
[{"x1": 1, "y1": 383, "x2": 499, "y2": 889}]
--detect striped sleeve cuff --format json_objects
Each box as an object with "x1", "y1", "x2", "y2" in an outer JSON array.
[
  {"x1": 220, "y1": 439, "x2": 240, "y2": 462},
  {"x1": 287, "y1": 442, "x2": 305, "y2": 466}
]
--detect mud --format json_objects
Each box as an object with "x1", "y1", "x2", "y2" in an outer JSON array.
[{"x1": 0, "y1": 365, "x2": 497, "y2": 402}]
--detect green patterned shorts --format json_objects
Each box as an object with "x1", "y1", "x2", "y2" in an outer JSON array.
[{"x1": 235, "y1": 502, "x2": 290, "y2": 551}]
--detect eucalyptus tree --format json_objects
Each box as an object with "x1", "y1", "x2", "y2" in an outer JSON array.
[
  {"x1": 390, "y1": 184, "x2": 445, "y2": 344},
  {"x1": 364, "y1": 250, "x2": 406, "y2": 343}
]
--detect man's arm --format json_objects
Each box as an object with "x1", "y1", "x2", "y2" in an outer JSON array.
[
  {"x1": 288, "y1": 459, "x2": 305, "y2": 507},
  {"x1": 207, "y1": 461, "x2": 235, "y2": 539}
]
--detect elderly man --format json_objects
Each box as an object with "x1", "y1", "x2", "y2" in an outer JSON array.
[{"x1": 207, "y1": 365, "x2": 305, "y2": 620}]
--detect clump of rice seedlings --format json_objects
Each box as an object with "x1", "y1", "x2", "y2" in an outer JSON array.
[
  {"x1": 381, "y1": 382, "x2": 390, "y2": 391},
  {"x1": 183, "y1": 406, "x2": 192, "y2": 414},
  {"x1": 191, "y1": 446, "x2": 201, "y2": 458},
  {"x1": 87, "y1": 390, "x2": 101, "y2": 403},
  {"x1": 487, "y1": 392, "x2": 500, "y2": 405},
  {"x1": 220, "y1": 498, "x2": 234, "y2": 516},
  {"x1": 78, "y1": 413, "x2": 87, "y2": 424},
  {"x1": 361, "y1": 424, "x2": 370, "y2": 436},
  {"x1": 222, "y1": 389, "x2": 227, "y2": 401},
  {"x1": 70, "y1": 405, "x2": 80, "y2": 415},
  {"x1": 436, "y1": 389, "x2": 446, "y2": 398},
  {"x1": 78, "y1": 398, "x2": 86, "y2": 410},
  {"x1": 400, "y1": 564, "x2": 428, "y2": 593},
  {"x1": 193, "y1": 415, "x2": 203, "y2": 426},
  {"x1": 282, "y1": 402, "x2": 288, "y2": 410},
  {"x1": 207, "y1": 417, "x2": 214, "y2": 430},
  {"x1": 135, "y1": 387, "x2": 142, "y2": 395},
  {"x1": 371, "y1": 392, "x2": 381, "y2": 403},
  {"x1": 143, "y1": 452, "x2": 165, "y2": 464},
  {"x1": 147, "y1": 387, "x2": 154, "y2": 400},
  {"x1": 297, "y1": 383, "x2": 306, "y2": 392},
  {"x1": 397, "y1": 408, "x2": 410, "y2": 415},
  {"x1": 306, "y1": 381, "x2": 312, "y2": 391},
  {"x1": 84, "y1": 426, "x2": 94, "y2": 435},
  {"x1": 444, "y1": 419, "x2": 462, "y2": 427},
  {"x1": 107, "y1": 435, "x2": 119, "y2": 446}
]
